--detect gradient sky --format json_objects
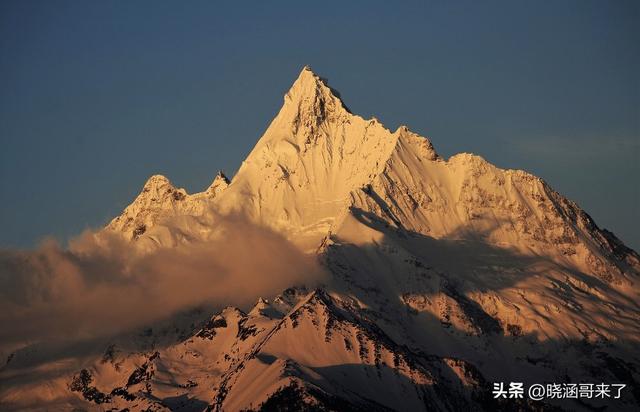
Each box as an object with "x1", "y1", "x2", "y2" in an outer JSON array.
[{"x1": 1, "y1": 0, "x2": 638, "y2": 249}]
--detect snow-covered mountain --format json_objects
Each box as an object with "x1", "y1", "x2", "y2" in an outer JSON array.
[{"x1": 1, "y1": 67, "x2": 639, "y2": 411}]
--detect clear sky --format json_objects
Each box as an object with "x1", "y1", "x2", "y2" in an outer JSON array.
[{"x1": 1, "y1": 0, "x2": 638, "y2": 249}]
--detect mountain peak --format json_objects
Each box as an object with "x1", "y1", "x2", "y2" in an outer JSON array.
[
  {"x1": 283, "y1": 66, "x2": 350, "y2": 120},
  {"x1": 298, "y1": 64, "x2": 315, "y2": 80},
  {"x1": 143, "y1": 174, "x2": 173, "y2": 190},
  {"x1": 395, "y1": 125, "x2": 440, "y2": 161},
  {"x1": 215, "y1": 170, "x2": 230, "y2": 181},
  {"x1": 292, "y1": 65, "x2": 321, "y2": 87},
  {"x1": 206, "y1": 170, "x2": 230, "y2": 195}
]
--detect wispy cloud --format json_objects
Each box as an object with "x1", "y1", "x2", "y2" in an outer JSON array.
[{"x1": 0, "y1": 212, "x2": 327, "y2": 347}]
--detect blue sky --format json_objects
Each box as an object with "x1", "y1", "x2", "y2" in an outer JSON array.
[{"x1": 0, "y1": 0, "x2": 638, "y2": 249}]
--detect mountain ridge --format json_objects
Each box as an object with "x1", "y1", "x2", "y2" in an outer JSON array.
[{"x1": 108, "y1": 66, "x2": 639, "y2": 348}]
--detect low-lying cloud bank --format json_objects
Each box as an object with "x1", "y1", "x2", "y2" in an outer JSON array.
[{"x1": 0, "y1": 214, "x2": 326, "y2": 346}]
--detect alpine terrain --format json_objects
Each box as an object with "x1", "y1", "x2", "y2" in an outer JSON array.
[{"x1": 1, "y1": 67, "x2": 639, "y2": 411}]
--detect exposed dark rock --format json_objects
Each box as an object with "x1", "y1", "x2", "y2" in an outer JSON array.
[
  {"x1": 132, "y1": 224, "x2": 146, "y2": 240},
  {"x1": 69, "y1": 369, "x2": 110, "y2": 405},
  {"x1": 196, "y1": 316, "x2": 228, "y2": 340}
]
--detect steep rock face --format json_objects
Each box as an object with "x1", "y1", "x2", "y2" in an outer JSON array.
[
  {"x1": 337, "y1": 122, "x2": 638, "y2": 283},
  {"x1": 215, "y1": 67, "x2": 408, "y2": 250},
  {"x1": 328, "y1": 124, "x2": 640, "y2": 343}
]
